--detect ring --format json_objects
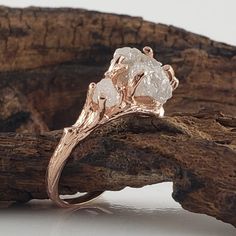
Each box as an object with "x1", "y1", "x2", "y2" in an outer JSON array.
[{"x1": 46, "y1": 46, "x2": 179, "y2": 208}]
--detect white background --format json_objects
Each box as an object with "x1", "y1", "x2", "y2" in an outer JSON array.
[{"x1": 0, "y1": 1, "x2": 235, "y2": 235}]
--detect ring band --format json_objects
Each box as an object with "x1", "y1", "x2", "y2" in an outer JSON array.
[{"x1": 46, "y1": 46, "x2": 179, "y2": 208}]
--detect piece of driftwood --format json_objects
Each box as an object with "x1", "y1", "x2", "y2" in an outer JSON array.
[
  {"x1": 0, "y1": 6, "x2": 235, "y2": 132},
  {"x1": 0, "y1": 111, "x2": 236, "y2": 227},
  {"x1": 0, "y1": 6, "x2": 235, "y2": 227}
]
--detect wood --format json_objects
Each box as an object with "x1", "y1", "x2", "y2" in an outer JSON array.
[
  {"x1": 0, "y1": 6, "x2": 235, "y2": 132},
  {"x1": 0, "y1": 111, "x2": 236, "y2": 227},
  {"x1": 0, "y1": 6, "x2": 235, "y2": 227}
]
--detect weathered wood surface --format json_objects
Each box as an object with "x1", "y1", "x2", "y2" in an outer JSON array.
[
  {"x1": 0, "y1": 111, "x2": 236, "y2": 227},
  {"x1": 0, "y1": 6, "x2": 235, "y2": 132},
  {"x1": 0, "y1": 7, "x2": 235, "y2": 227}
]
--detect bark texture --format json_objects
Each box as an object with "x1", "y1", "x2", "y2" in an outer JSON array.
[
  {"x1": 0, "y1": 6, "x2": 235, "y2": 227},
  {"x1": 0, "y1": 6, "x2": 235, "y2": 132}
]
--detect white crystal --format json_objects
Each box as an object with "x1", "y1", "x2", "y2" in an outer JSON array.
[
  {"x1": 130, "y1": 62, "x2": 172, "y2": 104},
  {"x1": 114, "y1": 47, "x2": 142, "y2": 64},
  {"x1": 108, "y1": 47, "x2": 142, "y2": 73},
  {"x1": 92, "y1": 78, "x2": 120, "y2": 107},
  {"x1": 113, "y1": 47, "x2": 172, "y2": 104},
  {"x1": 112, "y1": 47, "x2": 162, "y2": 67}
]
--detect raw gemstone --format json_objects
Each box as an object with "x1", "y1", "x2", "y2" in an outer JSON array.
[
  {"x1": 114, "y1": 47, "x2": 142, "y2": 64},
  {"x1": 130, "y1": 62, "x2": 172, "y2": 104},
  {"x1": 112, "y1": 47, "x2": 172, "y2": 104},
  {"x1": 92, "y1": 78, "x2": 120, "y2": 107},
  {"x1": 112, "y1": 47, "x2": 162, "y2": 68}
]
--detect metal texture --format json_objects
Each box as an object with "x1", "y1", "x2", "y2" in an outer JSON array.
[{"x1": 46, "y1": 46, "x2": 179, "y2": 208}]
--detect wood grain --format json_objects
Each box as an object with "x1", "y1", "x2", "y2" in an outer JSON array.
[{"x1": 0, "y1": 6, "x2": 235, "y2": 227}]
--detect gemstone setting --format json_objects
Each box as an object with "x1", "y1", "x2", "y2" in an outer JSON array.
[
  {"x1": 92, "y1": 47, "x2": 174, "y2": 108},
  {"x1": 113, "y1": 47, "x2": 172, "y2": 104},
  {"x1": 92, "y1": 78, "x2": 120, "y2": 108}
]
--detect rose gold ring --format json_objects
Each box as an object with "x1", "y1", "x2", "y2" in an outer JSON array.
[{"x1": 46, "y1": 46, "x2": 179, "y2": 208}]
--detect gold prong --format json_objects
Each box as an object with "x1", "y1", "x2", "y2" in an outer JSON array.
[
  {"x1": 117, "y1": 89, "x2": 125, "y2": 108},
  {"x1": 89, "y1": 82, "x2": 96, "y2": 89},
  {"x1": 105, "y1": 63, "x2": 128, "y2": 78},
  {"x1": 128, "y1": 71, "x2": 145, "y2": 97},
  {"x1": 85, "y1": 82, "x2": 96, "y2": 105},
  {"x1": 162, "y1": 65, "x2": 179, "y2": 91},
  {"x1": 107, "y1": 55, "x2": 126, "y2": 74},
  {"x1": 115, "y1": 55, "x2": 125, "y2": 64},
  {"x1": 114, "y1": 63, "x2": 128, "y2": 74},
  {"x1": 133, "y1": 72, "x2": 145, "y2": 88},
  {"x1": 163, "y1": 64, "x2": 175, "y2": 76},
  {"x1": 106, "y1": 64, "x2": 128, "y2": 85},
  {"x1": 172, "y1": 77, "x2": 179, "y2": 90},
  {"x1": 143, "y1": 46, "x2": 154, "y2": 58},
  {"x1": 98, "y1": 95, "x2": 107, "y2": 118}
]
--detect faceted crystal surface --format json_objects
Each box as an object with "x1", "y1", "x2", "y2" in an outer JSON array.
[
  {"x1": 92, "y1": 78, "x2": 120, "y2": 107},
  {"x1": 112, "y1": 47, "x2": 172, "y2": 104}
]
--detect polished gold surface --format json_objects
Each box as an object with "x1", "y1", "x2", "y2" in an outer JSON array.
[{"x1": 46, "y1": 47, "x2": 179, "y2": 208}]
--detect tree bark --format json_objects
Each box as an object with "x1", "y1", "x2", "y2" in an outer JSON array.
[{"x1": 0, "y1": 6, "x2": 235, "y2": 227}]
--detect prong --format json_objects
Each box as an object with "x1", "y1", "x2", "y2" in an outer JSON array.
[
  {"x1": 98, "y1": 95, "x2": 107, "y2": 118},
  {"x1": 143, "y1": 46, "x2": 154, "y2": 58},
  {"x1": 113, "y1": 63, "x2": 128, "y2": 74},
  {"x1": 131, "y1": 72, "x2": 145, "y2": 89},
  {"x1": 163, "y1": 64, "x2": 179, "y2": 91},
  {"x1": 107, "y1": 55, "x2": 125, "y2": 73},
  {"x1": 105, "y1": 63, "x2": 128, "y2": 79},
  {"x1": 117, "y1": 88, "x2": 125, "y2": 108},
  {"x1": 171, "y1": 77, "x2": 179, "y2": 90},
  {"x1": 163, "y1": 64, "x2": 175, "y2": 77},
  {"x1": 85, "y1": 82, "x2": 96, "y2": 105},
  {"x1": 115, "y1": 55, "x2": 125, "y2": 64},
  {"x1": 89, "y1": 82, "x2": 96, "y2": 90},
  {"x1": 128, "y1": 71, "x2": 145, "y2": 97}
]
